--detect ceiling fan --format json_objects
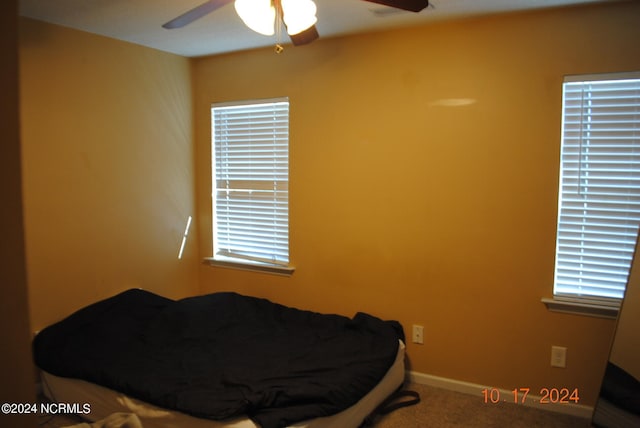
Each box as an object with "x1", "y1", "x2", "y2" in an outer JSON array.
[{"x1": 162, "y1": 0, "x2": 430, "y2": 49}]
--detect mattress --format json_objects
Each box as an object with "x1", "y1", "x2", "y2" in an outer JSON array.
[
  {"x1": 34, "y1": 290, "x2": 404, "y2": 427},
  {"x1": 41, "y1": 340, "x2": 406, "y2": 428}
]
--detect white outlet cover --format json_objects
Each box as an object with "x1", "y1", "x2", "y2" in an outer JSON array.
[
  {"x1": 551, "y1": 346, "x2": 567, "y2": 368},
  {"x1": 412, "y1": 325, "x2": 424, "y2": 344}
]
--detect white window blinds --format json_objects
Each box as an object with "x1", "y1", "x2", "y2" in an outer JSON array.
[
  {"x1": 554, "y1": 73, "x2": 640, "y2": 301},
  {"x1": 212, "y1": 98, "x2": 289, "y2": 266}
]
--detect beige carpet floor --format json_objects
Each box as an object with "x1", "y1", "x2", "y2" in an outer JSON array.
[
  {"x1": 374, "y1": 383, "x2": 592, "y2": 427},
  {"x1": 39, "y1": 382, "x2": 593, "y2": 427}
]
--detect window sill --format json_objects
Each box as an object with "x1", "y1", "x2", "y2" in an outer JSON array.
[
  {"x1": 541, "y1": 297, "x2": 620, "y2": 319},
  {"x1": 203, "y1": 257, "x2": 295, "y2": 277}
]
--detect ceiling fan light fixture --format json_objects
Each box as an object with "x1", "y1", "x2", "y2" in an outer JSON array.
[
  {"x1": 289, "y1": 24, "x2": 319, "y2": 46},
  {"x1": 281, "y1": 0, "x2": 318, "y2": 36},
  {"x1": 234, "y1": 0, "x2": 276, "y2": 36}
]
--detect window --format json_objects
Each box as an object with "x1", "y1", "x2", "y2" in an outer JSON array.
[
  {"x1": 210, "y1": 98, "x2": 291, "y2": 273},
  {"x1": 552, "y1": 72, "x2": 640, "y2": 309}
]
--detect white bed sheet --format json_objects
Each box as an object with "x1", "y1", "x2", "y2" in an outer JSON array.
[{"x1": 41, "y1": 340, "x2": 406, "y2": 428}]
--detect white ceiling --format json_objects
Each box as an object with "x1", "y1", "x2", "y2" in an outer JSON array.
[{"x1": 19, "y1": 0, "x2": 613, "y2": 58}]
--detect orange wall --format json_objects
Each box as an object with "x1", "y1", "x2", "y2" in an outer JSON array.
[
  {"x1": 19, "y1": 18, "x2": 200, "y2": 331},
  {"x1": 193, "y1": 2, "x2": 640, "y2": 406},
  {"x1": 0, "y1": 2, "x2": 37, "y2": 427}
]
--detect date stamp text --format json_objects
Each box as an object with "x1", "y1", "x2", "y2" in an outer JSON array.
[{"x1": 482, "y1": 387, "x2": 580, "y2": 404}]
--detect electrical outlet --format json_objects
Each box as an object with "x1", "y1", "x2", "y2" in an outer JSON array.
[
  {"x1": 412, "y1": 325, "x2": 424, "y2": 345},
  {"x1": 551, "y1": 346, "x2": 567, "y2": 368}
]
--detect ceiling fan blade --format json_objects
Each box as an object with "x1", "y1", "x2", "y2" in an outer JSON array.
[
  {"x1": 289, "y1": 25, "x2": 319, "y2": 46},
  {"x1": 162, "y1": 0, "x2": 234, "y2": 29},
  {"x1": 362, "y1": 0, "x2": 429, "y2": 13}
]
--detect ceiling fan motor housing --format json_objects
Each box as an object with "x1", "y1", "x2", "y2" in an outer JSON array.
[{"x1": 363, "y1": 0, "x2": 429, "y2": 13}]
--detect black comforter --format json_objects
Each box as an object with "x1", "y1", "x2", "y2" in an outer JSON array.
[{"x1": 33, "y1": 289, "x2": 404, "y2": 428}]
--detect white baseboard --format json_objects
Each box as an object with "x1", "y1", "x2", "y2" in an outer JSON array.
[{"x1": 407, "y1": 371, "x2": 594, "y2": 419}]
